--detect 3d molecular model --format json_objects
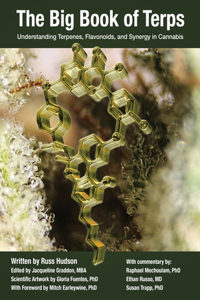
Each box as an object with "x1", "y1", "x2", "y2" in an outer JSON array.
[{"x1": 37, "y1": 44, "x2": 151, "y2": 265}]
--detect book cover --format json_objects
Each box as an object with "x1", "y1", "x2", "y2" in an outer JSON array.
[{"x1": 0, "y1": 0, "x2": 199, "y2": 298}]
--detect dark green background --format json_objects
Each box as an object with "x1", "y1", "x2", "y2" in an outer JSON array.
[
  {"x1": 1, "y1": 252, "x2": 199, "y2": 300},
  {"x1": 0, "y1": 0, "x2": 199, "y2": 47}
]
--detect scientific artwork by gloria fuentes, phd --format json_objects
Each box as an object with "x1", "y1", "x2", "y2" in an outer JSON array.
[{"x1": 0, "y1": 45, "x2": 200, "y2": 265}]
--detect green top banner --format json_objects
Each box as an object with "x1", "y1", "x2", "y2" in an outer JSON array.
[{"x1": 0, "y1": 0, "x2": 198, "y2": 47}]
